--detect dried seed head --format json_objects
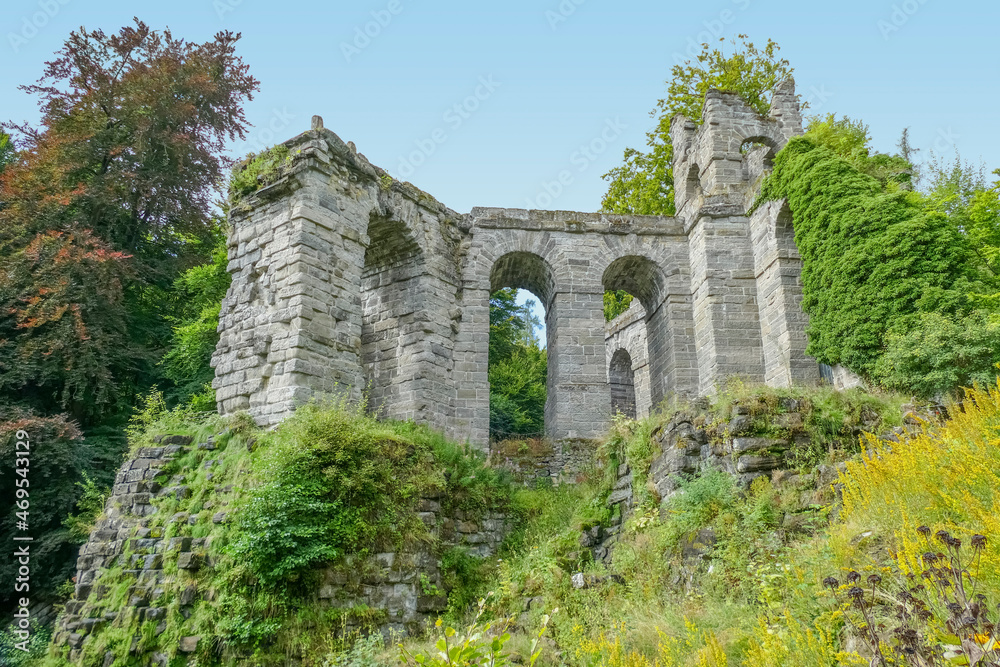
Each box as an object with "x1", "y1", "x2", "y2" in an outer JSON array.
[{"x1": 972, "y1": 534, "x2": 987, "y2": 549}]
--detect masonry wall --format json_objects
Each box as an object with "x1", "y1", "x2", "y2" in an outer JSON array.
[
  {"x1": 214, "y1": 82, "x2": 821, "y2": 446},
  {"x1": 604, "y1": 303, "x2": 651, "y2": 419}
]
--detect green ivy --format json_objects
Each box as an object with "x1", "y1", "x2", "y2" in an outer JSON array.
[{"x1": 755, "y1": 137, "x2": 976, "y2": 380}]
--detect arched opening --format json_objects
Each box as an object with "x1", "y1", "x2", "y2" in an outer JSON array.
[
  {"x1": 683, "y1": 162, "x2": 703, "y2": 204},
  {"x1": 602, "y1": 255, "x2": 665, "y2": 314},
  {"x1": 488, "y1": 252, "x2": 552, "y2": 442},
  {"x1": 361, "y1": 213, "x2": 424, "y2": 419},
  {"x1": 603, "y1": 255, "x2": 669, "y2": 416},
  {"x1": 609, "y1": 348, "x2": 636, "y2": 419},
  {"x1": 739, "y1": 135, "x2": 778, "y2": 160}
]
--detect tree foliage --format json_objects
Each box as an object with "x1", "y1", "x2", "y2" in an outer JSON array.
[
  {"x1": 757, "y1": 137, "x2": 976, "y2": 380},
  {"x1": 488, "y1": 289, "x2": 547, "y2": 439},
  {"x1": 161, "y1": 235, "x2": 231, "y2": 408},
  {"x1": 0, "y1": 20, "x2": 257, "y2": 421},
  {"x1": 602, "y1": 36, "x2": 796, "y2": 216},
  {"x1": 804, "y1": 114, "x2": 913, "y2": 188},
  {"x1": 875, "y1": 311, "x2": 1000, "y2": 398},
  {"x1": 604, "y1": 290, "x2": 634, "y2": 321}
]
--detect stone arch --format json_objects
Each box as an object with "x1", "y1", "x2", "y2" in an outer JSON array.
[
  {"x1": 602, "y1": 255, "x2": 667, "y2": 316},
  {"x1": 364, "y1": 214, "x2": 421, "y2": 272},
  {"x1": 600, "y1": 252, "x2": 696, "y2": 406},
  {"x1": 361, "y1": 211, "x2": 427, "y2": 420},
  {"x1": 609, "y1": 348, "x2": 636, "y2": 419},
  {"x1": 490, "y1": 251, "x2": 556, "y2": 309},
  {"x1": 682, "y1": 162, "x2": 703, "y2": 206},
  {"x1": 739, "y1": 134, "x2": 779, "y2": 161}
]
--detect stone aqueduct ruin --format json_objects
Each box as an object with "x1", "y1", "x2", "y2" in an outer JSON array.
[{"x1": 211, "y1": 80, "x2": 823, "y2": 446}]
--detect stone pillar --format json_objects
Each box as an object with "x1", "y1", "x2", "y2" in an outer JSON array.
[
  {"x1": 749, "y1": 201, "x2": 820, "y2": 387},
  {"x1": 546, "y1": 290, "x2": 610, "y2": 440},
  {"x1": 687, "y1": 207, "x2": 766, "y2": 394},
  {"x1": 452, "y1": 288, "x2": 491, "y2": 446},
  {"x1": 213, "y1": 137, "x2": 370, "y2": 425}
]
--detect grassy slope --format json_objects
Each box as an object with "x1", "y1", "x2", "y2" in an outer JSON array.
[{"x1": 24, "y1": 381, "x2": 1000, "y2": 667}]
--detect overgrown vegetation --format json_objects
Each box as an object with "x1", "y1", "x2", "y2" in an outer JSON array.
[
  {"x1": 231, "y1": 400, "x2": 510, "y2": 590},
  {"x1": 756, "y1": 135, "x2": 980, "y2": 386},
  {"x1": 37, "y1": 395, "x2": 513, "y2": 667},
  {"x1": 228, "y1": 144, "x2": 292, "y2": 206},
  {"x1": 397, "y1": 382, "x2": 998, "y2": 667}
]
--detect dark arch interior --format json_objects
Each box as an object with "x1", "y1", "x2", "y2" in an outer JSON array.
[
  {"x1": 364, "y1": 214, "x2": 422, "y2": 274},
  {"x1": 490, "y1": 251, "x2": 556, "y2": 309},
  {"x1": 609, "y1": 348, "x2": 636, "y2": 419},
  {"x1": 602, "y1": 255, "x2": 666, "y2": 316}
]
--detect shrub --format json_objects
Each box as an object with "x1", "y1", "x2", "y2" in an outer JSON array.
[
  {"x1": 838, "y1": 381, "x2": 1000, "y2": 596},
  {"x1": 228, "y1": 402, "x2": 440, "y2": 588},
  {"x1": 229, "y1": 144, "x2": 291, "y2": 205},
  {"x1": 229, "y1": 400, "x2": 512, "y2": 589},
  {"x1": 875, "y1": 310, "x2": 1000, "y2": 399}
]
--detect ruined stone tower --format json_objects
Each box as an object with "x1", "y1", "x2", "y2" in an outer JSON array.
[{"x1": 211, "y1": 80, "x2": 819, "y2": 446}]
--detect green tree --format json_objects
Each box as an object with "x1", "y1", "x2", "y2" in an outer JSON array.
[
  {"x1": 0, "y1": 130, "x2": 14, "y2": 174},
  {"x1": 875, "y1": 311, "x2": 1000, "y2": 399},
  {"x1": 803, "y1": 114, "x2": 913, "y2": 188},
  {"x1": 161, "y1": 233, "x2": 231, "y2": 408},
  {"x1": 602, "y1": 35, "x2": 796, "y2": 216},
  {"x1": 967, "y1": 172, "x2": 1000, "y2": 290},
  {"x1": 604, "y1": 290, "x2": 633, "y2": 321},
  {"x1": 0, "y1": 19, "x2": 257, "y2": 422}
]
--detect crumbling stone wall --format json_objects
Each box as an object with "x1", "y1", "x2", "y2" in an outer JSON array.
[
  {"x1": 51, "y1": 434, "x2": 509, "y2": 663},
  {"x1": 213, "y1": 81, "x2": 820, "y2": 447}
]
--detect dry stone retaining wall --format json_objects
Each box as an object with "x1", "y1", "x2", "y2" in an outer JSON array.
[{"x1": 50, "y1": 435, "x2": 508, "y2": 664}]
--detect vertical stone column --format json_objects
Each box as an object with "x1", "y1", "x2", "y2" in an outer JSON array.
[
  {"x1": 687, "y1": 208, "x2": 766, "y2": 395},
  {"x1": 653, "y1": 291, "x2": 699, "y2": 402},
  {"x1": 452, "y1": 288, "x2": 491, "y2": 446},
  {"x1": 213, "y1": 135, "x2": 372, "y2": 425},
  {"x1": 546, "y1": 290, "x2": 610, "y2": 440},
  {"x1": 750, "y1": 201, "x2": 819, "y2": 386}
]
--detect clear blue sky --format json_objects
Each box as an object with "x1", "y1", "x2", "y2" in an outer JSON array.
[{"x1": 4, "y1": 0, "x2": 999, "y2": 216}]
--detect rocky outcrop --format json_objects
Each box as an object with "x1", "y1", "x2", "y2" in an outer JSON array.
[{"x1": 49, "y1": 433, "x2": 508, "y2": 665}]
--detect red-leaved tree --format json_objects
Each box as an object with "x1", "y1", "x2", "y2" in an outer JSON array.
[{"x1": 0, "y1": 19, "x2": 259, "y2": 421}]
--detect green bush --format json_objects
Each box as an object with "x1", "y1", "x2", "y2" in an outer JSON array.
[
  {"x1": 229, "y1": 403, "x2": 438, "y2": 588},
  {"x1": 875, "y1": 309, "x2": 1000, "y2": 398},
  {"x1": 0, "y1": 618, "x2": 53, "y2": 666},
  {"x1": 229, "y1": 401, "x2": 512, "y2": 590},
  {"x1": 229, "y1": 144, "x2": 291, "y2": 205}
]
